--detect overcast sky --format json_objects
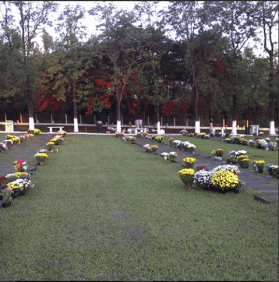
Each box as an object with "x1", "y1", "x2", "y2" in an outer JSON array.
[{"x1": 2, "y1": 1, "x2": 278, "y2": 58}]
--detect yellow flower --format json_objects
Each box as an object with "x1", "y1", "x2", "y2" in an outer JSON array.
[
  {"x1": 56, "y1": 149, "x2": 59, "y2": 153},
  {"x1": 164, "y1": 156, "x2": 167, "y2": 160}
]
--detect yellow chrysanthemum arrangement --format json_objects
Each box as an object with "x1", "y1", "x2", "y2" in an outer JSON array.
[
  {"x1": 155, "y1": 135, "x2": 164, "y2": 143},
  {"x1": 177, "y1": 168, "x2": 195, "y2": 186},
  {"x1": 251, "y1": 160, "x2": 265, "y2": 172},
  {"x1": 34, "y1": 153, "x2": 48, "y2": 163},
  {"x1": 183, "y1": 157, "x2": 196, "y2": 168},
  {"x1": 212, "y1": 169, "x2": 240, "y2": 191},
  {"x1": 150, "y1": 144, "x2": 158, "y2": 153},
  {"x1": 34, "y1": 128, "x2": 41, "y2": 135},
  {"x1": 7, "y1": 181, "x2": 23, "y2": 196}
]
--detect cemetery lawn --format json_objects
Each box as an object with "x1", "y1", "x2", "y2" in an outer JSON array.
[{"x1": 0, "y1": 135, "x2": 278, "y2": 281}]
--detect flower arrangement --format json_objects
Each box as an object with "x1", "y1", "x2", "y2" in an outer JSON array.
[
  {"x1": 177, "y1": 168, "x2": 195, "y2": 187},
  {"x1": 240, "y1": 158, "x2": 250, "y2": 169},
  {"x1": 13, "y1": 178, "x2": 34, "y2": 194},
  {"x1": 50, "y1": 136, "x2": 64, "y2": 145},
  {"x1": 150, "y1": 145, "x2": 158, "y2": 154},
  {"x1": 183, "y1": 157, "x2": 196, "y2": 169},
  {"x1": 269, "y1": 142, "x2": 277, "y2": 151},
  {"x1": 57, "y1": 130, "x2": 67, "y2": 137},
  {"x1": 252, "y1": 160, "x2": 265, "y2": 173},
  {"x1": 34, "y1": 152, "x2": 48, "y2": 164},
  {"x1": 13, "y1": 159, "x2": 27, "y2": 172},
  {"x1": 172, "y1": 140, "x2": 182, "y2": 148},
  {"x1": 0, "y1": 176, "x2": 8, "y2": 189},
  {"x1": 197, "y1": 132, "x2": 206, "y2": 138},
  {"x1": 129, "y1": 136, "x2": 136, "y2": 144},
  {"x1": 143, "y1": 144, "x2": 152, "y2": 153},
  {"x1": 0, "y1": 141, "x2": 8, "y2": 151},
  {"x1": 211, "y1": 169, "x2": 241, "y2": 192},
  {"x1": 189, "y1": 133, "x2": 195, "y2": 137},
  {"x1": 46, "y1": 142, "x2": 55, "y2": 151},
  {"x1": 11, "y1": 136, "x2": 21, "y2": 145},
  {"x1": 187, "y1": 143, "x2": 196, "y2": 153},
  {"x1": 179, "y1": 129, "x2": 188, "y2": 136},
  {"x1": 168, "y1": 151, "x2": 178, "y2": 162},
  {"x1": 256, "y1": 139, "x2": 268, "y2": 149},
  {"x1": 168, "y1": 138, "x2": 174, "y2": 146},
  {"x1": 5, "y1": 173, "x2": 18, "y2": 182},
  {"x1": 193, "y1": 170, "x2": 211, "y2": 189},
  {"x1": 27, "y1": 133, "x2": 34, "y2": 138},
  {"x1": 142, "y1": 132, "x2": 148, "y2": 138},
  {"x1": 32, "y1": 128, "x2": 41, "y2": 135},
  {"x1": 14, "y1": 172, "x2": 31, "y2": 179},
  {"x1": 259, "y1": 131, "x2": 264, "y2": 137},
  {"x1": 155, "y1": 135, "x2": 164, "y2": 143},
  {"x1": 2, "y1": 139, "x2": 13, "y2": 148},
  {"x1": 7, "y1": 181, "x2": 23, "y2": 197},
  {"x1": 225, "y1": 138, "x2": 230, "y2": 143},
  {"x1": 211, "y1": 149, "x2": 224, "y2": 157},
  {"x1": 236, "y1": 154, "x2": 248, "y2": 165},
  {"x1": 0, "y1": 188, "x2": 13, "y2": 207},
  {"x1": 115, "y1": 132, "x2": 121, "y2": 138}
]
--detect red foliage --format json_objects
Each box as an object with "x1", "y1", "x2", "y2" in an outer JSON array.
[
  {"x1": 215, "y1": 60, "x2": 225, "y2": 72},
  {"x1": 162, "y1": 100, "x2": 188, "y2": 117},
  {"x1": 129, "y1": 99, "x2": 140, "y2": 116},
  {"x1": 35, "y1": 89, "x2": 65, "y2": 112}
]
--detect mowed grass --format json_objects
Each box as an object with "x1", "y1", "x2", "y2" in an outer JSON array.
[{"x1": 0, "y1": 135, "x2": 278, "y2": 281}]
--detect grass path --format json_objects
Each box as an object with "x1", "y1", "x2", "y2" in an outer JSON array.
[{"x1": 0, "y1": 135, "x2": 278, "y2": 281}]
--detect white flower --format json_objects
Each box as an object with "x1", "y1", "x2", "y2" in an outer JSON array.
[
  {"x1": 169, "y1": 151, "x2": 177, "y2": 156},
  {"x1": 160, "y1": 152, "x2": 169, "y2": 157},
  {"x1": 5, "y1": 173, "x2": 16, "y2": 179},
  {"x1": 193, "y1": 170, "x2": 211, "y2": 186},
  {"x1": 258, "y1": 139, "x2": 268, "y2": 148},
  {"x1": 143, "y1": 144, "x2": 150, "y2": 149},
  {"x1": 38, "y1": 149, "x2": 48, "y2": 153}
]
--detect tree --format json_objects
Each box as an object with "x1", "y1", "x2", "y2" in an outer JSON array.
[
  {"x1": 1, "y1": 1, "x2": 58, "y2": 129},
  {"x1": 255, "y1": 1, "x2": 278, "y2": 135},
  {"x1": 203, "y1": 1, "x2": 259, "y2": 134},
  {"x1": 88, "y1": 3, "x2": 148, "y2": 132}
]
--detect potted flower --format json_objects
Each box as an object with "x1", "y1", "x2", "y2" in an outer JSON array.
[
  {"x1": 193, "y1": 170, "x2": 211, "y2": 190},
  {"x1": 143, "y1": 144, "x2": 152, "y2": 153},
  {"x1": 46, "y1": 142, "x2": 55, "y2": 151},
  {"x1": 57, "y1": 130, "x2": 67, "y2": 137},
  {"x1": 211, "y1": 169, "x2": 241, "y2": 193},
  {"x1": 0, "y1": 188, "x2": 13, "y2": 208},
  {"x1": 240, "y1": 158, "x2": 250, "y2": 169},
  {"x1": 168, "y1": 138, "x2": 174, "y2": 147},
  {"x1": 187, "y1": 143, "x2": 196, "y2": 154},
  {"x1": 115, "y1": 132, "x2": 121, "y2": 138},
  {"x1": 179, "y1": 129, "x2": 188, "y2": 136},
  {"x1": 236, "y1": 154, "x2": 248, "y2": 165},
  {"x1": 13, "y1": 159, "x2": 28, "y2": 172},
  {"x1": 252, "y1": 160, "x2": 265, "y2": 173},
  {"x1": 155, "y1": 135, "x2": 164, "y2": 143},
  {"x1": 150, "y1": 145, "x2": 158, "y2": 154},
  {"x1": 7, "y1": 181, "x2": 23, "y2": 198},
  {"x1": 183, "y1": 157, "x2": 196, "y2": 169},
  {"x1": 169, "y1": 151, "x2": 178, "y2": 162},
  {"x1": 269, "y1": 142, "x2": 277, "y2": 151},
  {"x1": 177, "y1": 168, "x2": 195, "y2": 189},
  {"x1": 142, "y1": 132, "x2": 148, "y2": 139},
  {"x1": 0, "y1": 176, "x2": 8, "y2": 189},
  {"x1": 129, "y1": 136, "x2": 136, "y2": 144},
  {"x1": 34, "y1": 152, "x2": 48, "y2": 165},
  {"x1": 212, "y1": 149, "x2": 225, "y2": 157},
  {"x1": 14, "y1": 177, "x2": 34, "y2": 195}
]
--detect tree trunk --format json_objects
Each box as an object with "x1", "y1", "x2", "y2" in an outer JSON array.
[{"x1": 73, "y1": 80, "x2": 79, "y2": 132}]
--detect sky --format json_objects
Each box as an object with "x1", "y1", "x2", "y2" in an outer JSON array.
[{"x1": 1, "y1": 1, "x2": 278, "y2": 58}]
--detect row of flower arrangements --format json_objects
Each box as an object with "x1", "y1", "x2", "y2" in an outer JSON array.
[
  {"x1": 210, "y1": 147, "x2": 278, "y2": 178},
  {"x1": 0, "y1": 131, "x2": 40, "y2": 152},
  {"x1": 179, "y1": 129, "x2": 278, "y2": 151},
  {"x1": 138, "y1": 135, "x2": 243, "y2": 193},
  {"x1": 0, "y1": 129, "x2": 67, "y2": 209}
]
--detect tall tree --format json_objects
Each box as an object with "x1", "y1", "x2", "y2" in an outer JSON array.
[
  {"x1": 88, "y1": 2, "x2": 147, "y2": 132},
  {"x1": 2, "y1": 1, "x2": 58, "y2": 129},
  {"x1": 203, "y1": 1, "x2": 259, "y2": 134},
  {"x1": 255, "y1": 1, "x2": 278, "y2": 135}
]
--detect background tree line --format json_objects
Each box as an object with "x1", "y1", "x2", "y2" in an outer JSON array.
[{"x1": 0, "y1": 1, "x2": 278, "y2": 133}]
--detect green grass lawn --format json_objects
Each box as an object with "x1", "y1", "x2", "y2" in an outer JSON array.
[{"x1": 0, "y1": 135, "x2": 278, "y2": 281}]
